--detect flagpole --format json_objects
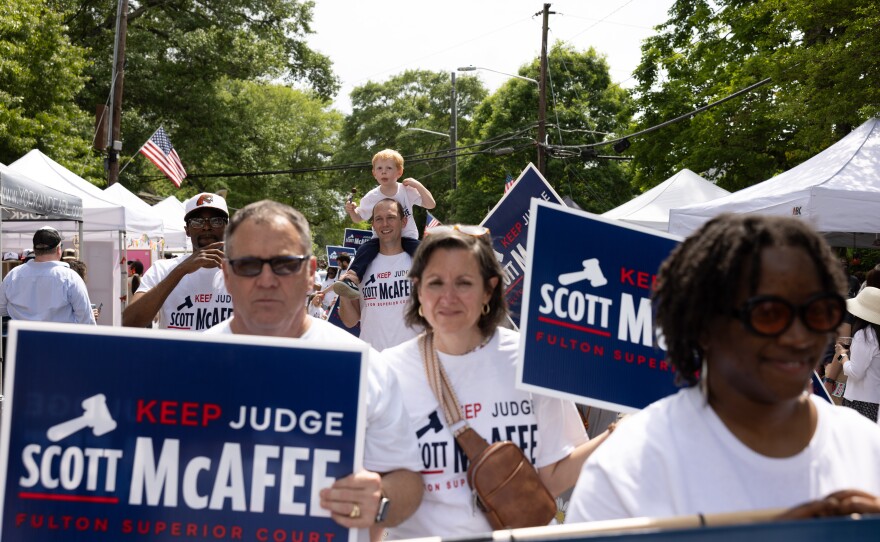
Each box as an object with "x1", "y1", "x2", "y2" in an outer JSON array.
[{"x1": 118, "y1": 127, "x2": 160, "y2": 176}]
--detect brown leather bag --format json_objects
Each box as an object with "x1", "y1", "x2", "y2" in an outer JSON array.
[{"x1": 420, "y1": 333, "x2": 557, "y2": 530}]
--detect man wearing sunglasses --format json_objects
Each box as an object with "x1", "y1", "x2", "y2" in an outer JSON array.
[
  {"x1": 338, "y1": 199, "x2": 420, "y2": 351},
  {"x1": 206, "y1": 200, "x2": 423, "y2": 540},
  {"x1": 122, "y1": 192, "x2": 233, "y2": 330}
]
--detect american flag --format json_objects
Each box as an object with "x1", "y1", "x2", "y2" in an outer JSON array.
[
  {"x1": 504, "y1": 173, "x2": 516, "y2": 193},
  {"x1": 140, "y1": 126, "x2": 187, "y2": 188},
  {"x1": 424, "y1": 211, "x2": 442, "y2": 236}
]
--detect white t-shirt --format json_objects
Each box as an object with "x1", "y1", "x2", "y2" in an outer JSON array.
[
  {"x1": 207, "y1": 317, "x2": 422, "y2": 475},
  {"x1": 137, "y1": 256, "x2": 233, "y2": 330},
  {"x1": 382, "y1": 328, "x2": 588, "y2": 539},
  {"x1": 358, "y1": 252, "x2": 419, "y2": 351},
  {"x1": 567, "y1": 386, "x2": 880, "y2": 523},
  {"x1": 356, "y1": 183, "x2": 422, "y2": 240},
  {"x1": 843, "y1": 328, "x2": 880, "y2": 404},
  {"x1": 321, "y1": 277, "x2": 338, "y2": 309}
]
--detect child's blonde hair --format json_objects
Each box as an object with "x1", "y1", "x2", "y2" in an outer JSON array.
[{"x1": 372, "y1": 149, "x2": 404, "y2": 170}]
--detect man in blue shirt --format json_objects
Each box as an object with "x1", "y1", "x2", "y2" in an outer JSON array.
[{"x1": 0, "y1": 226, "x2": 95, "y2": 324}]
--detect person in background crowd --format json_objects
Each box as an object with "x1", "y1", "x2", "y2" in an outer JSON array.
[
  {"x1": 67, "y1": 259, "x2": 101, "y2": 321},
  {"x1": 831, "y1": 287, "x2": 880, "y2": 421},
  {"x1": 335, "y1": 149, "x2": 435, "y2": 299},
  {"x1": 338, "y1": 199, "x2": 419, "y2": 351},
  {"x1": 123, "y1": 193, "x2": 233, "y2": 330},
  {"x1": 127, "y1": 259, "x2": 144, "y2": 299},
  {"x1": 382, "y1": 226, "x2": 610, "y2": 539},
  {"x1": 320, "y1": 266, "x2": 340, "y2": 309},
  {"x1": 0, "y1": 226, "x2": 95, "y2": 324},
  {"x1": 206, "y1": 200, "x2": 423, "y2": 541},
  {"x1": 567, "y1": 214, "x2": 880, "y2": 522}
]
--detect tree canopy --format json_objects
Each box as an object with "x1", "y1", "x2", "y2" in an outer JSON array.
[
  {"x1": 450, "y1": 43, "x2": 635, "y2": 223},
  {"x1": 0, "y1": 1, "x2": 97, "y2": 174},
  {"x1": 630, "y1": 0, "x2": 880, "y2": 192}
]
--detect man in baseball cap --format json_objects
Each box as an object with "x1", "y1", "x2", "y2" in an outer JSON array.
[
  {"x1": 0, "y1": 226, "x2": 96, "y2": 324},
  {"x1": 123, "y1": 192, "x2": 233, "y2": 330}
]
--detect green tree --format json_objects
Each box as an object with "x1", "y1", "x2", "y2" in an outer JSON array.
[
  {"x1": 126, "y1": 80, "x2": 345, "y2": 251},
  {"x1": 451, "y1": 43, "x2": 635, "y2": 223},
  {"x1": 631, "y1": 0, "x2": 880, "y2": 192},
  {"x1": 333, "y1": 69, "x2": 488, "y2": 229},
  {"x1": 56, "y1": 0, "x2": 338, "y2": 188},
  {"x1": 0, "y1": 1, "x2": 99, "y2": 174}
]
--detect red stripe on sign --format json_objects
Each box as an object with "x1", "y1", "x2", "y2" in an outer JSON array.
[
  {"x1": 19, "y1": 492, "x2": 119, "y2": 504},
  {"x1": 537, "y1": 316, "x2": 612, "y2": 337},
  {"x1": 504, "y1": 274, "x2": 524, "y2": 294},
  {"x1": 420, "y1": 470, "x2": 444, "y2": 475}
]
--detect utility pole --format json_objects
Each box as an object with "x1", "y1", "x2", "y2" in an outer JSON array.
[
  {"x1": 450, "y1": 71, "x2": 458, "y2": 190},
  {"x1": 107, "y1": 0, "x2": 128, "y2": 186},
  {"x1": 537, "y1": 3, "x2": 552, "y2": 175}
]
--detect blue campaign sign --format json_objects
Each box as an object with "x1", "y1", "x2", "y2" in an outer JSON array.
[
  {"x1": 327, "y1": 297, "x2": 360, "y2": 338},
  {"x1": 480, "y1": 164, "x2": 564, "y2": 328},
  {"x1": 0, "y1": 322, "x2": 368, "y2": 542},
  {"x1": 326, "y1": 245, "x2": 356, "y2": 268},
  {"x1": 517, "y1": 200, "x2": 682, "y2": 412},
  {"x1": 343, "y1": 229, "x2": 373, "y2": 250}
]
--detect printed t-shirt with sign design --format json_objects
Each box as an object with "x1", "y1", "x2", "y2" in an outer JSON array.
[
  {"x1": 358, "y1": 251, "x2": 419, "y2": 351},
  {"x1": 382, "y1": 327, "x2": 587, "y2": 539},
  {"x1": 136, "y1": 256, "x2": 233, "y2": 330}
]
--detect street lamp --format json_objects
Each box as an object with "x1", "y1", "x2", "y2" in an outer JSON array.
[
  {"x1": 456, "y1": 66, "x2": 538, "y2": 85},
  {"x1": 457, "y1": 65, "x2": 544, "y2": 173}
]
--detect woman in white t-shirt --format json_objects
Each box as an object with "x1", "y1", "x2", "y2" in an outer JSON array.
[
  {"x1": 567, "y1": 214, "x2": 880, "y2": 524},
  {"x1": 382, "y1": 226, "x2": 612, "y2": 539}
]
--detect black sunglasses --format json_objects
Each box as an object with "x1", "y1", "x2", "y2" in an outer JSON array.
[
  {"x1": 730, "y1": 292, "x2": 846, "y2": 337},
  {"x1": 227, "y1": 255, "x2": 310, "y2": 277},
  {"x1": 187, "y1": 217, "x2": 228, "y2": 229}
]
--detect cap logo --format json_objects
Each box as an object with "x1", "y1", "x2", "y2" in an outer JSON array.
[{"x1": 197, "y1": 194, "x2": 214, "y2": 206}]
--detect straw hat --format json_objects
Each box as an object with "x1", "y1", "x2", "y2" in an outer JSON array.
[{"x1": 847, "y1": 287, "x2": 880, "y2": 325}]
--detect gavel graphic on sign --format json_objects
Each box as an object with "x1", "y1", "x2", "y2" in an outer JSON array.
[
  {"x1": 557, "y1": 258, "x2": 608, "y2": 288},
  {"x1": 46, "y1": 394, "x2": 117, "y2": 442}
]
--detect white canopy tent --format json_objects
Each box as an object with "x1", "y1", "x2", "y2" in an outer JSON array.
[
  {"x1": 602, "y1": 169, "x2": 730, "y2": 231},
  {"x1": 7, "y1": 150, "x2": 165, "y2": 325},
  {"x1": 668, "y1": 118, "x2": 880, "y2": 247},
  {"x1": 151, "y1": 195, "x2": 190, "y2": 252}
]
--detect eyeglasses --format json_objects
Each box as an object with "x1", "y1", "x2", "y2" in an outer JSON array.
[
  {"x1": 731, "y1": 293, "x2": 846, "y2": 337},
  {"x1": 426, "y1": 224, "x2": 490, "y2": 237},
  {"x1": 227, "y1": 255, "x2": 310, "y2": 277},
  {"x1": 187, "y1": 217, "x2": 228, "y2": 229}
]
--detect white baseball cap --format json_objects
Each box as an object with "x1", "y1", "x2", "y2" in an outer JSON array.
[{"x1": 184, "y1": 193, "x2": 229, "y2": 219}]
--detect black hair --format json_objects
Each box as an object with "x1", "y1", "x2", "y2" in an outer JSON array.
[{"x1": 653, "y1": 214, "x2": 846, "y2": 386}]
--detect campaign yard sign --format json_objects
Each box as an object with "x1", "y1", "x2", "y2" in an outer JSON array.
[
  {"x1": 0, "y1": 322, "x2": 368, "y2": 542},
  {"x1": 481, "y1": 164, "x2": 564, "y2": 328},
  {"x1": 343, "y1": 229, "x2": 373, "y2": 250},
  {"x1": 517, "y1": 200, "x2": 682, "y2": 412},
  {"x1": 326, "y1": 246, "x2": 356, "y2": 268}
]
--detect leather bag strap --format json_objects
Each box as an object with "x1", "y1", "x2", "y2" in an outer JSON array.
[{"x1": 419, "y1": 332, "x2": 490, "y2": 461}]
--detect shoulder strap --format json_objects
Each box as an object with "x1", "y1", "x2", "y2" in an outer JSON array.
[{"x1": 419, "y1": 332, "x2": 489, "y2": 460}]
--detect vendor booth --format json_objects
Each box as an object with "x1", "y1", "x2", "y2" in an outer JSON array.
[
  {"x1": 7, "y1": 150, "x2": 163, "y2": 325},
  {"x1": 668, "y1": 118, "x2": 880, "y2": 247},
  {"x1": 602, "y1": 169, "x2": 730, "y2": 232}
]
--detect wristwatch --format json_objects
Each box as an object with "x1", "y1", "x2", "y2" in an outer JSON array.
[
  {"x1": 823, "y1": 377, "x2": 836, "y2": 384},
  {"x1": 375, "y1": 493, "x2": 390, "y2": 524}
]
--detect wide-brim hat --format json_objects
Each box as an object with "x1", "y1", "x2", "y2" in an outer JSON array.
[
  {"x1": 847, "y1": 286, "x2": 880, "y2": 326},
  {"x1": 184, "y1": 192, "x2": 228, "y2": 219}
]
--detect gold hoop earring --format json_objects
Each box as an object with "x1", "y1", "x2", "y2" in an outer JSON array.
[
  {"x1": 482, "y1": 303, "x2": 490, "y2": 316},
  {"x1": 418, "y1": 305, "x2": 424, "y2": 317}
]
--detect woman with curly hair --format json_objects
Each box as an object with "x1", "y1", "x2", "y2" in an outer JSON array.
[{"x1": 567, "y1": 214, "x2": 880, "y2": 522}]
